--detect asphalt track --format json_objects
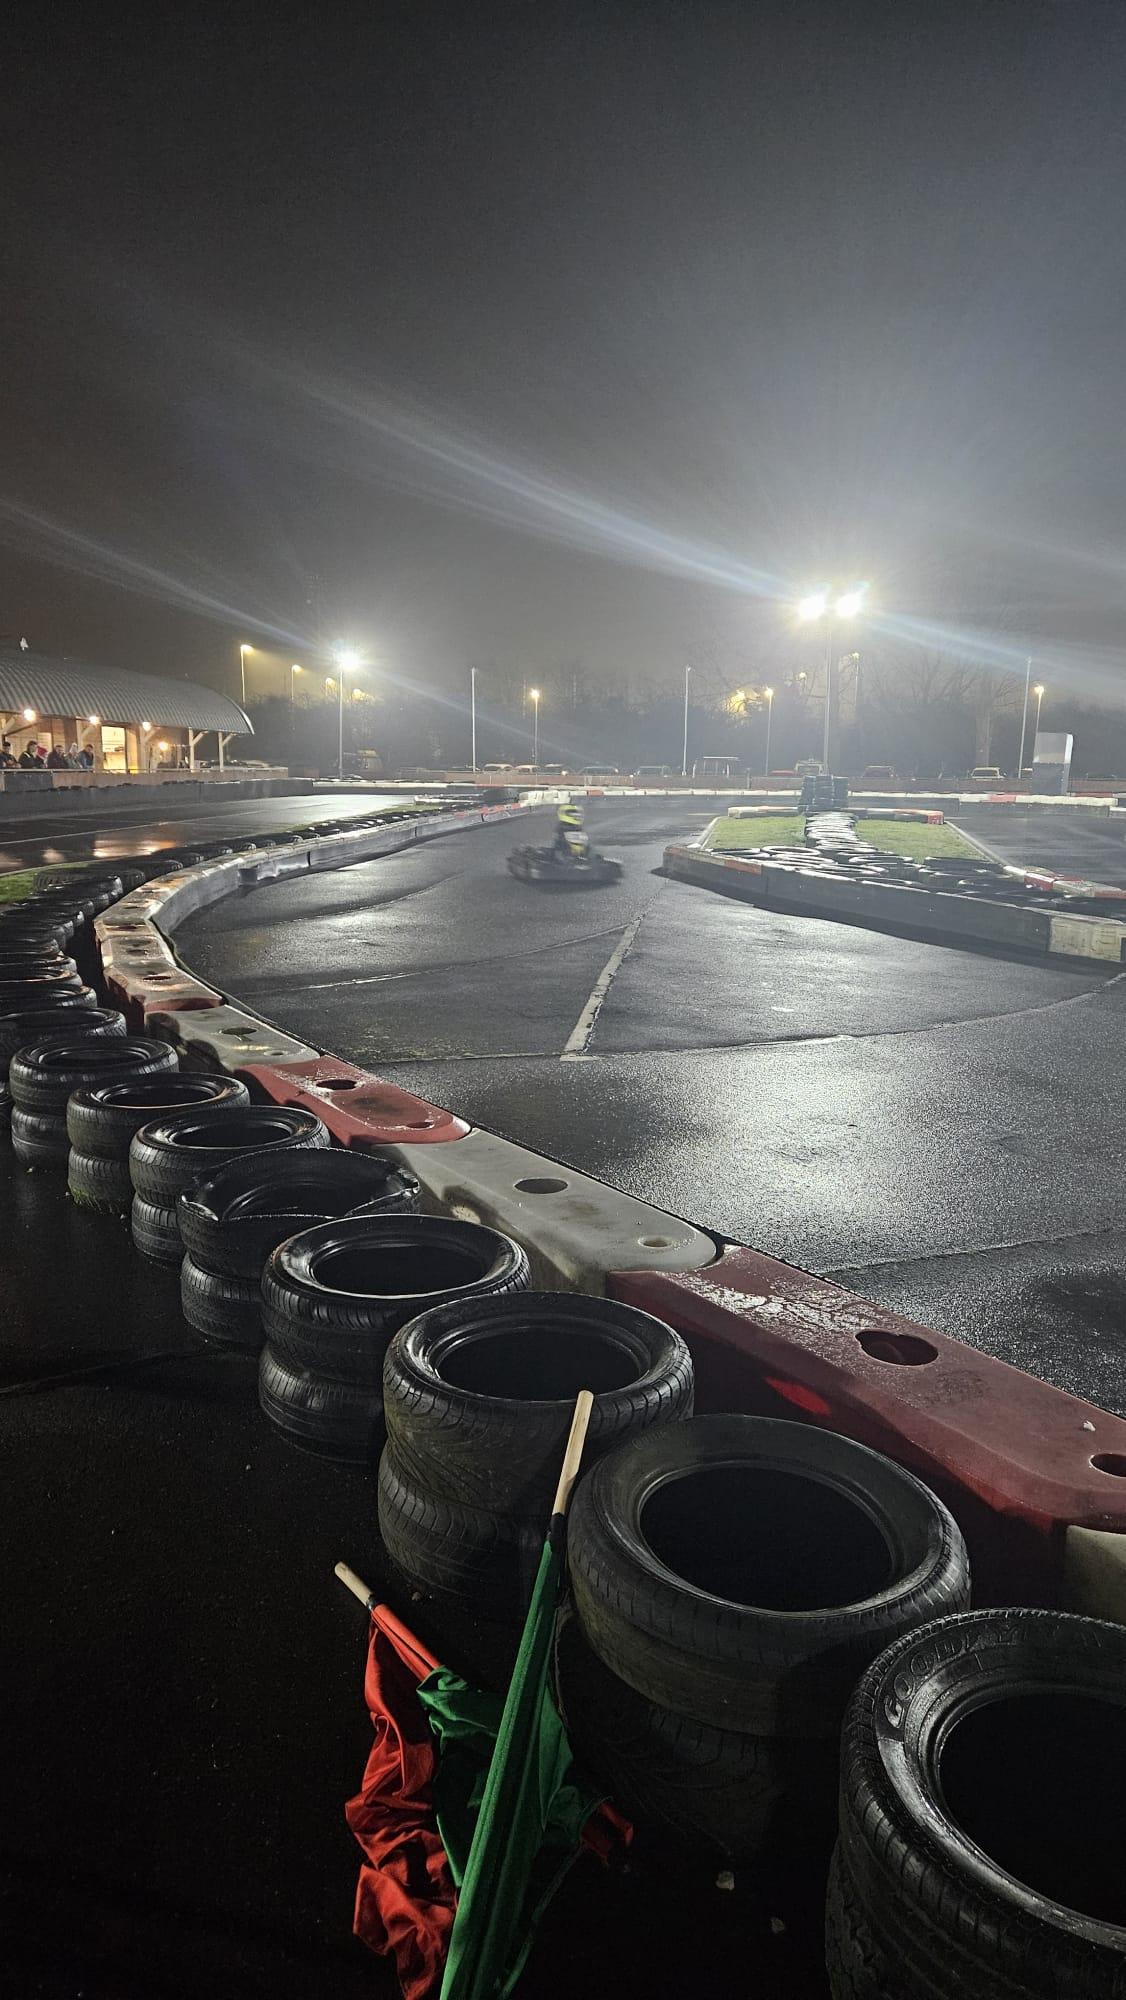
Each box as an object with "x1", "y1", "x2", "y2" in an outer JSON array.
[{"x1": 180, "y1": 796, "x2": 1126, "y2": 1415}]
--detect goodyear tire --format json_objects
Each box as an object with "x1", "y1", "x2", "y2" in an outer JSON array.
[
  {"x1": 377, "y1": 1444, "x2": 542, "y2": 1606},
  {"x1": 67, "y1": 1073, "x2": 249, "y2": 1161},
  {"x1": 258, "y1": 1344, "x2": 383, "y2": 1461},
  {"x1": 568, "y1": 1416, "x2": 969, "y2": 1737},
  {"x1": 11, "y1": 1107, "x2": 70, "y2": 1168},
  {"x1": 181, "y1": 1255, "x2": 262, "y2": 1350},
  {"x1": 262, "y1": 1215, "x2": 529, "y2": 1384},
  {"x1": 383, "y1": 1292, "x2": 693, "y2": 1515},
  {"x1": 10, "y1": 1034, "x2": 175, "y2": 1116},
  {"x1": 828, "y1": 1609, "x2": 1126, "y2": 2000},
  {"x1": 130, "y1": 1193, "x2": 184, "y2": 1265},
  {"x1": 129, "y1": 1104, "x2": 327, "y2": 1206},
  {"x1": 179, "y1": 1148, "x2": 419, "y2": 1281},
  {"x1": 67, "y1": 1148, "x2": 133, "y2": 1212}
]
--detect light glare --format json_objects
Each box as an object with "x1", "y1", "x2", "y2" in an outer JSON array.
[
  {"x1": 797, "y1": 591, "x2": 828, "y2": 622},
  {"x1": 22, "y1": 708, "x2": 35, "y2": 721},
  {"x1": 834, "y1": 586, "x2": 868, "y2": 618}
]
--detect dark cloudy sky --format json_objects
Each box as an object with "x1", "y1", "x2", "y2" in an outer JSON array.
[{"x1": 4, "y1": 1, "x2": 1126, "y2": 707}]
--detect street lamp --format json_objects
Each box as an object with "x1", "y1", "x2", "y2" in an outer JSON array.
[
  {"x1": 682, "y1": 663, "x2": 692, "y2": 778},
  {"x1": 238, "y1": 642, "x2": 252, "y2": 705},
  {"x1": 334, "y1": 647, "x2": 363, "y2": 779},
  {"x1": 470, "y1": 666, "x2": 478, "y2": 773},
  {"x1": 763, "y1": 686, "x2": 774, "y2": 782},
  {"x1": 529, "y1": 686, "x2": 540, "y2": 767},
  {"x1": 290, "y1": 663, "x2": 303, "y2": 704},
  {"x1": 796, "y1": 583, "x2": 869, "y2": 769},
  {"x1": 1033, "y1": 682, "x2": 1045, "y2": 740}
]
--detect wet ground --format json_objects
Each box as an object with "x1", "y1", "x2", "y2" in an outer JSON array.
[
  {"x1": 180, "y1": 796, "x2": 1126, "y2": 1414},
  {"x1": 0, "y1": 789, "x2": 400, "y2": 871}
]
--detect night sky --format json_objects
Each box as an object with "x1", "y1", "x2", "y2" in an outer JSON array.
[{"x1": 4, "y1": 2, "x2": 1126, "y2": 708}]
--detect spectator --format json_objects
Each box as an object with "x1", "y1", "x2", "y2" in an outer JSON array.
[
  {"x1": 46, "y1": 745, "x2": 69, "y2": 769},
  {"x1": 0, "y1": 738, "x2": 16, "y2": 770},
  {"x1": 67, "y1": 742, "x2": 81, "y2": 767},
  {"x1": 18, "y1": 742, "x2": 44, "y2": 769},
  {"x1": 78, "y1": 745, "x2": 95, "y2": 770}
]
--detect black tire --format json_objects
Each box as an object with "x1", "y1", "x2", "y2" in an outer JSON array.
[
  {"x1": 554, "y1": 1609, "x2": 818, "y2": 1861},
  {"x1": 128, "y1": 1104, "x2": 327, "y2": 1205},
  {"x1": 377, "y1": 1443, "x2": 542, "y2": 1606},
  {"x1": 0, "y1": 916, "x2": 73, "y2": 950},
  {"x1": 825, "y1": 1850, "x2": 892, "y2": 2000},
  {"x1": 568, "y1": 1415, "x2": 969, "y2": 1736},
  {"x1": 0, "y1": 996, "x2": 105, "y2": 1070},
  {"x1": 67, "y1": 1073, "x2": 249, "y2": 1160},
  {"x1": 0, "y1": 949, "x2": 77, "y2": 975},
  {"x1": 9, "y1": 1035, "x2": 177, "y2": 1116},
  {"x1": 0, "y1": 968, "x2": 85, "y2": 1005},
  {"x1": 384, "y1": 1293, "x2": 693, "y2": 1515},
  {"x1": 67, "y1": 1148, "x2": 134, "y2": 1212},
  {"x1": 258, "y1": 1344, "x2": 383, "y2": 1461},
  {"x1": 262, "y1": 1215, "x2": 530, "y2": 1383},
  {"x1": 180, "y1": 1147, "x2": 420, "y2": 1280},
  {"x1": 180, "y1": 1255, "x2": 262, "y2": 1349},
  {"x1": 830, "y1": 1608, "x2": 1126, "y2": 2000},
  {"x1": 10, "y1": 1106, "x2": 69, "y2": 1167},
  {"x1": 130, "y1": 1192, "x2": 184, "y2": 1265}
]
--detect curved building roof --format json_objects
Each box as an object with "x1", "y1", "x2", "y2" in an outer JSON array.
[{"x1": 0, "y1": 650, "x2": 251, "y2": 733}]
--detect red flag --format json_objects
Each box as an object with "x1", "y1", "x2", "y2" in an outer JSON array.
[{"x1": 346, "y1": 1606, "x2": 455, "y2": 2000}]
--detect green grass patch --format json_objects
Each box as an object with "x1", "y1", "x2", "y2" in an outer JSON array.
[
  {"x1": 0, "y1": 862, "x2": 102, "y2": 904},
  {"x1": 706, "y1": 814, "x2": 804, "y2": 849},
  {"x1": 705, "y1": 813, "x2": 978, "y2": 860},
  {"x1": 858, "y1": 820, "x2": 978, "y2": 859}
]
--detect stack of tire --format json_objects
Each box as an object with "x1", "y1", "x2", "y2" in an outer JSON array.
[
  {"x1": 9, "y1": 1034, "x2": 178, "y2": 1168},
  {"x1": 259, "y1": 1215, "x2": 530, "y2": 1462},
  {"x1": 0, "y1": 997, "x2": 110, "y2": 1123},
  {"x1": 826, "y1": 1608, "x2": 1126, "y2": 1999},
  {"x1": 66, "y1": 1073, "x2": 251, "y2": 1214},
  {"x1": 378, "y1": 1292, "x2": 694, "y2": 1619},
  {"x1": 556, "y1": 1415, "x2": 969, "y2": 1874},
  {"x1": 178, "y1": 1149, "x2": 420, "y2": 1350},
  {"x1": 128, "y1": 1103, "x2": 329, "y2": 1265}
]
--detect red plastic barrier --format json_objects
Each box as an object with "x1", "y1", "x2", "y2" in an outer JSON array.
[
  {"x1": 610, "y1": 1248, "x2": 1126, "y2": 1607},
  {"x1": 242, "y1": 1056, "x2": 469, "y2": 1146}
]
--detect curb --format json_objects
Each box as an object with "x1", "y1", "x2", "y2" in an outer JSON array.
[{"x1": 664, "y1": 840, "x2": 1126, "y2": 964}]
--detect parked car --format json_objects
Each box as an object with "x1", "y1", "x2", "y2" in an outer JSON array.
[
  {"x1": 581, "y1": 764, "x2": 621, "y2": 776},
  {"x1": 857, "y1": 765, "x2": 899, "y2": 787},
  {"x1": 633, "y1": 765, "x2": 675, "y2": 780},
  {"x1": 968, "y1": 766, "x2": 1005, "y2": 783}
]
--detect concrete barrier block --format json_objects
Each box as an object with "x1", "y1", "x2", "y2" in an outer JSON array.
[
  {"x1": 393, "y1": 1127, "x2": 717, "y2": 1292},
  {"x1": 148, "y1": 1002, "x2": 318, "y2": 1069}
]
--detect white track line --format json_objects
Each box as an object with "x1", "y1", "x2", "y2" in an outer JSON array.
[{"x1": 561, "y1": 911, "x2": 646, "y2": 1059}]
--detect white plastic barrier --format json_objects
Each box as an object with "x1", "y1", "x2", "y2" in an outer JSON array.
[
  {"x1": 391, "y1": 1127, "x2": 717, "y2": 1292},
  {"x1": 149, "y1": 1002, "x2": 319, "y2": 1069}
]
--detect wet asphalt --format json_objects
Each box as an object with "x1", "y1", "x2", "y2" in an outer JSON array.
[
  {"x1": 179, "y1": 796, "x2": 1126, "y2": 1415},
  {"x1": 0, "y1": 788, "x2": 400, "y2": 870}
]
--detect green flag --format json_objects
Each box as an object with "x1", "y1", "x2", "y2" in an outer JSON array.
[{"x1": 439, "y1": 1393, "x2": 594, "y2": 2000}]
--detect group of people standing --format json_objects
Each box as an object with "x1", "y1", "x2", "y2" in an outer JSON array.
[{"x1": 0, "y1": 738, "x2": 96, "y2": 771}]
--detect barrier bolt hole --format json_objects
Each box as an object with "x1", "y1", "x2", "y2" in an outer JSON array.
[
  {"x1": 514, "y1": 1176, "x2": 569, "y2": 1195},
  {"x1": 1091, "y1": 1453, "x2": 1126, "y2": 1478},
  {"x1": 639, "y1": 1236, "x2": 673, "y2": 1249},
  {"x1": 856, "y1": 1328, "x2": 938, "y2": 1367},
  {"x1": 318, "y1": 1078, "x2": 357, "y2": 1091}
]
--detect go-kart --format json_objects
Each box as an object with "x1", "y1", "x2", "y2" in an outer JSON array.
[{"x1": 507, "y1": 839, "x2": 624, "y2": 886}]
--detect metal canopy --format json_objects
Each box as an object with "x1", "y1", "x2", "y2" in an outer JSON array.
[{"x1": 0, "y1": 651, "x2": 251, "y2": 733}]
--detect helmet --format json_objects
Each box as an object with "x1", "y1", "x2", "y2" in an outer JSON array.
[{"x1": 557, "y1": 802, "x2": 584, "y2": 827}]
